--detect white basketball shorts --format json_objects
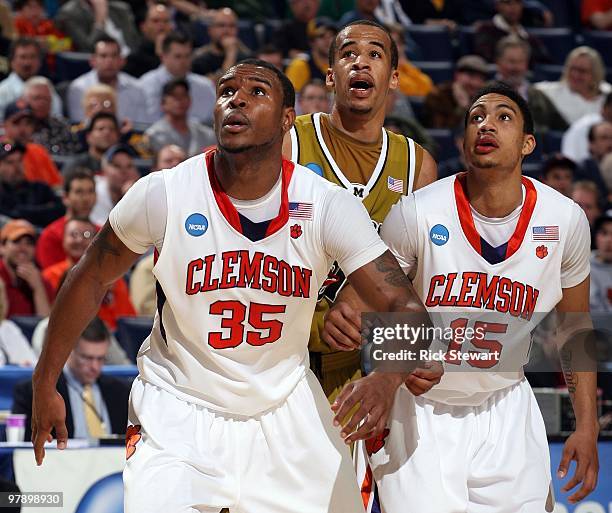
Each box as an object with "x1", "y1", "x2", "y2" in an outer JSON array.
[
  {"x1": 123, "y1": 371, "x2": 364, "y2": 513},
  {"x1": 355, "y1": 378, "x2": 553, "y2": 513}
]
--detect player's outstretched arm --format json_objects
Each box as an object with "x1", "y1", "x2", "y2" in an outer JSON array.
[
  {"x1": 330, "y1": 251, "x2": 441, "y2": 443},
  {"x1": 31, "y1": 223, "x2": 141, "y2": 465},
  {"x1": 555, "y1": 277, "x2": 599, "y2": 503}
]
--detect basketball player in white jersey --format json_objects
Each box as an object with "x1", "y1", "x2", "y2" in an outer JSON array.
[
  {"x1": 30, "y1": 60, "x2": 438, "y2": 513},
  {"x1": 329, "y1": 83, "x2": 599, "y2": 512}
]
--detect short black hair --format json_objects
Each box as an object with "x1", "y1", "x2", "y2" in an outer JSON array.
[
  {"x1": 81, "y1": 317, "x2": 110, "y2": 343},
  {"x1": 329, "y1": 20, "x2": 398, "y2": 70},
  {"x1": 9, "y1": 37, "x2": 41, "y2": 61},
  {"x1": 161, "y1": 31, "x2": 192, "y2": 54},
  {"x1": 14, "y1": 0, "x2": 43, "y2": 11},
  {"x1": 93, "y1": 34, "x2": 121, "y2": 52},
  {"x1": 162, "y1": 77, "x2": 189, "y2": 98},
  {"x1": 229, "y1": 58, "x2": 295, "y2": 108},
  {"x1": 588, "y1": 121, "x2": 610, "y2": 142},
  {"x1": 63, "y1": 167, "x2": 95, "y2": 195},
  {"x1": 64, "y1": 215, "x2": 96, "y2": 232},
  {"x1": 541, "y1": 154, "x2": 577, "y2": 178},
  {"x1": 86, "y1": 111, "x2": 119, "y2": 134},
  {"x1": 464, "y1": 81, "x2": 535, "y2": 135},
  {"x1": 594, "y1": 214, "x2": 612, "y2": 236}
]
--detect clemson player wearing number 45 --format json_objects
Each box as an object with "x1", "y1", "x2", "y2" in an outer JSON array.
[
  {"x1": 29, "y1": 59, "x2": 441, "y2": 513},
  {"x1": 327, "y1": 82, "x2": 600, "y2": 512}
]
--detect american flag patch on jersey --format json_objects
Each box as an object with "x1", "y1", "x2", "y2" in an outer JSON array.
[
  {"x1": 289, "y1": 202, "x2": 313, "y2": 220},
  {"x1": 387, "y1": 176, "x2": 404, "y2": 193},
  {"x1": 532, "y1": 225, "x2": 559, "y2": 241}
]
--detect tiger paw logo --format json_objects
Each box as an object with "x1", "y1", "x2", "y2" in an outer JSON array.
[
  {"x1": 126, "y1": 424, "x2": 142, "y2": 460},
  {"x1": 365, "y1": 428, "x2": 390, "y2": 456},
  {"x1": 290, "y1": 224, "x2": 302, "y2": 239},
  {"x1": 536, "y1": 245, "x2": 548, "y2": 259}
]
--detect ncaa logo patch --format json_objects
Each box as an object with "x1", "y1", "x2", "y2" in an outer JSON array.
[
  {"x1": 305, "y1": 162, "x2": 324, "y2": 176},
  {"x1": 185, "y1": 213, "x2": 208, "y2": 236},
  {"x1": 430, "y1": 224, "x2": 449, "y2": 246}
]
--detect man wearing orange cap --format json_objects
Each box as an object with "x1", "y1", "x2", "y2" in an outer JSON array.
[{"x1": 0, "y1": 219, "x2": 53, "y2": 317}]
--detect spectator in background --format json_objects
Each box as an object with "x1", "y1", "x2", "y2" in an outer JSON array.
[
  {"x1": 144, "y1": 78, "x2": 215, "y2": 157},
  {"x1": 535, "y1": 46, "x2": 612, "y2": 125},
  {"x1": 582, "y1": 0, "x2": 612, "y2": 30},
  {"x1": 286, "y1": 18, "x2": 336, "y2": 93},
  {"x1": 255, "y1": 45, "x2": 284, "y2": 71},
  {"x1": 590, "y1": 214, "x2": 612, "y2": 312},
  {"x1": 3, "y1": 101, "x2": 62, "y2": 188},
  {"x1": 423, "y1": 55, "x2": 488, "y2": 129},
  {"x1": 562, "y1": 92, "x2": 612, "y2": 164},
  {"x1": 67, "y1": 35, "x2": 147, "y2": 124},
  {"x1": 383, "y1": 114, "x2": 437, "y2": 156},
  {"x1": 124, "y1": 2, "x2": 173, "y2": 78},
  {"x1": 24, "y1": 76, "x2": 81, "y2": 156},
  {"x1": 474, "y1": 0, "x2": 551, "y2": 64},
  {"x1": 387, "y1": 23, "x2": 433, "y2": 98},
  {"x1": 398, "y1": 0, "x2": 461, "y2": 28},
  {"x1": 298, "y1": 79, "x2": 331, "y2": 115},
  {"x1": 0, "y1": 219, "x2": 53, "y2": 317},
  {"x1": 577, "y1": 121, "x2": 612, "y2": 192},
  {"x1": 572, "y1": 180, "x2": 602, "y2": 229},
  {"x1": 65, "y1": 111, "x2": 120, "y2": 175},
  {"x1": 192, "y1": 8, "x2": 252, "y2": 81},
  {"x1": 55, "y1": 0, "x2": 140, "y2": 55},
  {"x1": 540, "y1": 154, "x2": 576, "y2": 197},
  {"x1": 90, "y1": 143, "x2": 139, "y2": 226},
  {"x1": 0, "y1": 141, "x2": 64, "y2": 227},
  {"x1": 494, "y1": 35, "x2": 567, "y2": 133},
  {"x1": 36, "y1": 169, "x2": 96, "y2": 269},
  {"x1": 153, "y1": 143, "x2": 186, "y2": 171},
  {"x1": 13, "y1": 0, "x2": 68, "y2": 51},
  {"x1": 339, "y1": 0, "x2": 382, "y2": 26},
  {"x1": 13, "y1": 316, "x2": 131, "y2": 440},
  {"x1": 272, "y1": 0, "x2": 320, "y2": 58},
  {"x1": 0, "y1": 38, "x2": 62, "y2": 121},
  {"x1": 42, "y1": 217, "x2": 136, "y2": 330},
  {"x1": 0, "y1": 279, "x2": 38, "y2": 366},
  {"x1": 139, "y1": 32, "x2": 215, "y2": 124},
  {"x1": 437, "y1": 124, "x2": 466, "y2": 179}
]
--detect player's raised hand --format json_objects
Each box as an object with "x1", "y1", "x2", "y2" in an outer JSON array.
[
  {"x1": 557, "y1": 427, "x2": 599, "y2": 503},
  {"x1": 404, "y1": 361, "x2": 443, "y2": 396},
  {"x1": 322, "y1": 301, "x2": 362, "y2": 351},
  {"x1": 331, "y1": 372, "x2": 405, "y2": 444},
  {"x1": 31, "y1": 384, "x2": 68, "y2": 466}
]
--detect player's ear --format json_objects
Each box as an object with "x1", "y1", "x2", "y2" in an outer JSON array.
[
  {"x1": 389, "y1": 69, "x2": 399, "y2": 91},
  {"x1": 521, "y1": 133, "x2": 536, "y2": 158},
  {"x1": 281, "y1": 106, "x2": 296, "y2": 134},
  {"x1": 326, "y1": 67, "x2": 335, "y2": 92}
]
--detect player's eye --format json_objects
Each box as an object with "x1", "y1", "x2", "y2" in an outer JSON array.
[
  {"x1": 220, "y1": 87, "x2": 235, "y2": 97},
  {"x1": 342, "y1": 50, "x2": 356, "y2": 58},
  {"x1": 471, "y1": 114, "x2": 484, "y2": 122},
  {"x1": 370, "y1": 50, "x2": 382, "y2": 58},
  {"x1": 499, "y1": 113, "x2": 512, "y2": 121},
  {"x1": 253, "y1": 87, "x2": 266, "y2": 96}
]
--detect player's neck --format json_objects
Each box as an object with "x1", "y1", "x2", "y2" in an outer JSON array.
[
  {"x1": 214, "y1": 148, "x2": 283, "y2": 200},
  {"x1": 465, "y1": 170, "x2": 523, "y2": 218},
  {"x1": 329, "y1": 106, "x2": 384, "y2": 144}
]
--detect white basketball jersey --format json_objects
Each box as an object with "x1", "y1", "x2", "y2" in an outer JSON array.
[
  {"x1": 391, "y1": 174, "x2": 589, "y2": 405},
  {"x1": 139, "y1": 151, "x2": 354, "y2": 415}
]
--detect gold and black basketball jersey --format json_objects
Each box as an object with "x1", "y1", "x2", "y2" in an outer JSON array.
[{"x1": 290, "y1": 112, "x2": 424, "y2": 354}]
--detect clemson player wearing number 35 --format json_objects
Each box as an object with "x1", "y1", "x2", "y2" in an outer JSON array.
[
  {"x1": 328, "y1": 83, "x2": 600, "y2": 512},
  {"x1": 29, "y1": 59, "x2": 440, "y2": 513}
]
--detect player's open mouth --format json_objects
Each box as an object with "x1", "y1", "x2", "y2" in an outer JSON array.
[
  {"x1": 349, "y1": 75, "x2": 374, "y2": 97},
  {"x1": 474, "y1": 136, "x2": 499, "y2": 154},
  {"x1": 222, "y1": 112, "x2": 249, "y2": 133}
]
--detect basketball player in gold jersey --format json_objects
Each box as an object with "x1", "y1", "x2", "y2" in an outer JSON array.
[{"x1": 282, "y1": 20, "x2": 439, "y2": 399}]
